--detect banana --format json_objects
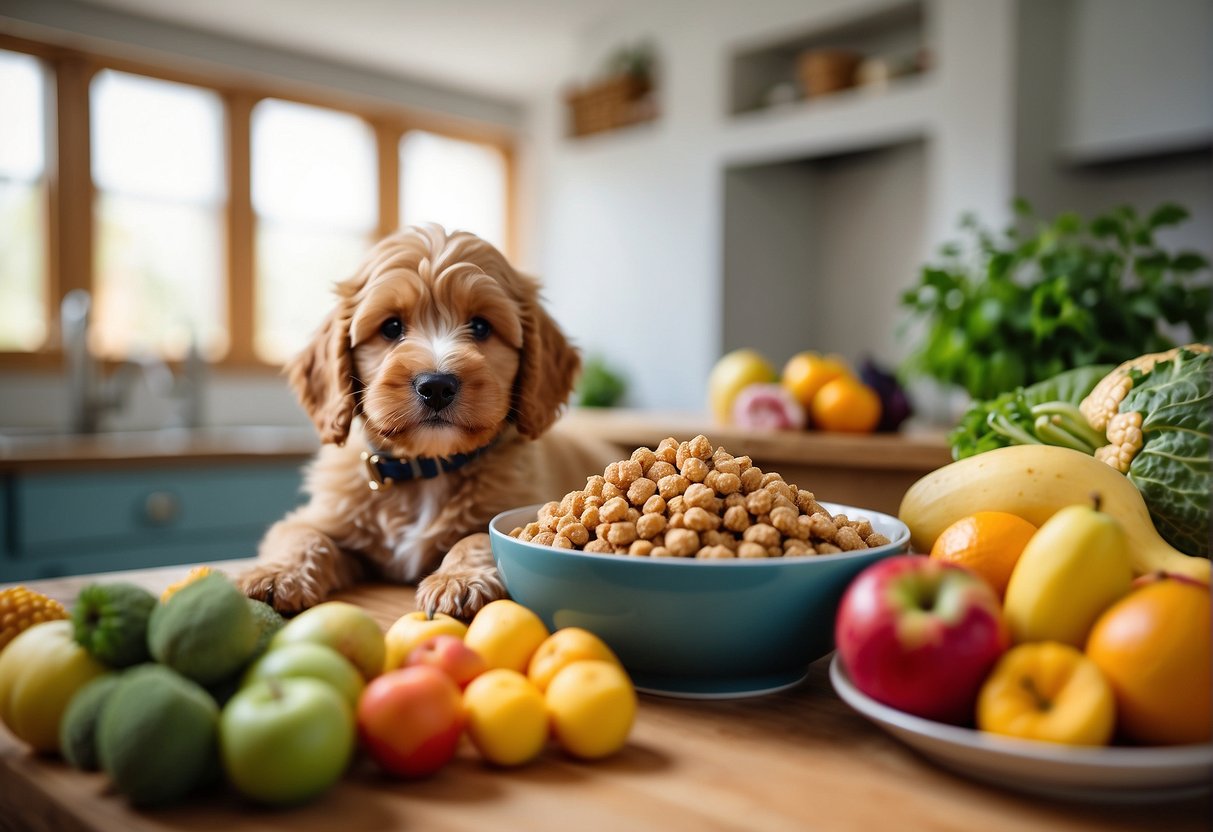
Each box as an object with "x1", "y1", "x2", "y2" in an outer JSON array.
[{"x1": 898, "y1": 444, "x2": 1210, "y2": 582}]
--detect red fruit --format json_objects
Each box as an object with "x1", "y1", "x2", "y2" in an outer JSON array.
[
  {"x1": 836, "y1": 555, "x2": 1010, "y2": 724},
  {"x1": 356, "y1": 666, "x2": 465, "y2": 777},
  {"x1": 405, "y1": 634, "x2": 487, "y2": 689},
  {"x1": 731, "y1": 383, "x2": 805, "y2": 430}
]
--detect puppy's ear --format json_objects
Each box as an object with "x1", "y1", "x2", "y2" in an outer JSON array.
[
  {"x1": 512, "y1": 283, "x2": 580, "y2": 439},
  {"x1": 286, "y1": 287, "x2": 358, "y2": 446}
]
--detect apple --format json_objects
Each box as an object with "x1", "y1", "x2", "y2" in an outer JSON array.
[
  {"x1": 383, "y1": 611, "x2": 468, "y2": 672},
  {"x1": 269, "y1": 602, "x2": 384, "y2": 681},
  {"x1": 220, "y1": 678, "x2": 355, "y2": 805},
  {"x1": 406, "y1": 635, "x2": 486, "y2": 689},
  {"x1": 357, "y1": 666, "x2": 465, "y2": 778},
  {"x1": 835, "y1": 555, "x2": 1010, "y2": 724},
  {"x1": 242, "y1": 642, "x2": 365, "y2": 707}
]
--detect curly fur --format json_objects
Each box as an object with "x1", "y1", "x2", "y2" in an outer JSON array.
[{"x1": 241, "y1": 224, "x2": 613, "y2": 616}]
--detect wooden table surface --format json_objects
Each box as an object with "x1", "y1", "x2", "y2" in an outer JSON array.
[{"x1": 2, "y1": 563, "x2": 1207, "y2": 832}]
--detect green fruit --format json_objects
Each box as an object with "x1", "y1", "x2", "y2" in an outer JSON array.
[
  {"x1": 72, "y1": 583, "x2": 157, "y2": 668},
  {"x1": 97, "y1": 665, "x2": 218, "y2": 807},
  {"x1": 148, "y1": 575, "x2": 258, "y2": 685},
  {"x1": 242, "y1": 642, "x2": 365, "y2": 708},
  {"x1": 247, "y1": 598, "x2": 285, "y2": 659},
  {"x1": 60, "y1": 673, "x2": 121, "y2": 771}
]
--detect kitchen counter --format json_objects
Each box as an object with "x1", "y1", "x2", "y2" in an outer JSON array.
[
  {"x1": 2, "y1": 563, "x2": 1206, "y2": 832},
  {"x1": 0, "y1": 426, "x2": 319, "y2": 473}
]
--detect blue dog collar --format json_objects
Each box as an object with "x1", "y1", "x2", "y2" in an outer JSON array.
[{"x1": 359, "y1": 441, "x2": 495, "y2": 492}]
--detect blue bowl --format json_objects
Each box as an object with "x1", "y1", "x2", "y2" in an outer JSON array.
[{"x1": 489, "y1": 502, "x2": 909, "y2": 698}]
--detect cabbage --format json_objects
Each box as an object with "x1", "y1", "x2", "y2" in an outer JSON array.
[{"x1": 1120, "y1": 349, "x2": 1211, "y2": 558}]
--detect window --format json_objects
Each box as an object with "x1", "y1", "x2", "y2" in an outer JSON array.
[
  {"x1": 400, "y1": 130, "x2": 507, "y2": 252},
  {"x1": 91, "y1": 70, "x2": 226, "y2": 359},
  {"x1": 0, "y1": 37, "x2": 514, "y2": 369},
  {"x1": 0, "y1": 49, "x2": 48, "y2": 350},
  {"x1": 252, "y1": 99, "x2": 378, "y2": 363}
]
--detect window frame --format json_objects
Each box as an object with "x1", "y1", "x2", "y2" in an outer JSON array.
[{"x1": 0, "y1": 32, "x2": 517, "y2": 372}]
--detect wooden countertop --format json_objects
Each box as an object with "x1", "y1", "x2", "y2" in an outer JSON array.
[
  {"x1": 561, "y1": 408, "x2": 953, "y2": 471},
  {"x1": 0, "y1": 410, "x2": 951, "y2": 474},
  {"x1": 0, "y1": 426, "x2": 318, "y2": 473},
  {"x1": 2, "y1": 564, "x2": 1205, "y2": 832}
]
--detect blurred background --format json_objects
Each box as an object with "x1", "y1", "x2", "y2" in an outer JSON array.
[{"x1": 0, "y1": 0, "x2": 1210, "y2": 578}]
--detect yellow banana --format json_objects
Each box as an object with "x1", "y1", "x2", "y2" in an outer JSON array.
[{"x1": 898, "y1": 444, "x2": 1210, "y2": 582}]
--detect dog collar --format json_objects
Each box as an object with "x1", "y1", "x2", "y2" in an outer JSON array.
[{"x1": 359, "y1": 439, "x2": 496, "y2": 492}]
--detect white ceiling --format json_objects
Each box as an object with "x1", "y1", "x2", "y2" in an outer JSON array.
[{"x1": 75, "y1": 0, "x2": 650, "y2": 100}]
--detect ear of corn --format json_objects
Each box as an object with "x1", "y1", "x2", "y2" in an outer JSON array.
[{"x1": 0, "y1": 586, "x2": 69, "y2": 652}]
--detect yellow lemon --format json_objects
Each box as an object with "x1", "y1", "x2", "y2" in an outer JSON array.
[
  {"x1": 527, "y1": 627, "x2": 621, "y2": 693},
  {"x1": 463, "y1": 600, "x2": 549, "y2": 673},
  {"x1": 545, "y1": 659, "x2": 637, "y2": 760},
  {"x1": 463, "y1": 669, "x2": 549, "y2": 766},
  {"x1": 382, "y1": 611, "x2": 467, "y2": 672}
]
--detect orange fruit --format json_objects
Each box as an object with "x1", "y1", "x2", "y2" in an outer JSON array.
[
  {"x1": 809, "y1": 377, "x2": 881, "y2": 433},
  {"x1": 929, "y1": 511, "x2": 1037, "y2": 598},
  {"x1": 1086, "y1": 576, "x2": 1211, "y2": 745},
  {"x1": 781, "y1": 352, "x2": 849, "y2": 410}
]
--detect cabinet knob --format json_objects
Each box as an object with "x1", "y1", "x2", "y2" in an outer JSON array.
[{"x1": 142, "y1": 491, "x2": 181, "y2": 526}]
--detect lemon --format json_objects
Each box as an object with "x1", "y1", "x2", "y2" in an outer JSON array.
[{"x1": 463, "y1": 669, "x2": 549, "y2": 766}]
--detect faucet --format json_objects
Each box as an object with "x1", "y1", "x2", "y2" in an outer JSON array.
[{"x1": 60, "y1": 290, "x2": 207, "y2": 433}]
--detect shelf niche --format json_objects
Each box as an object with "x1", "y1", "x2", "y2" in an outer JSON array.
[
  {"x1": 721, "y1": 138, "x2": 927, "y2": 369},
  {"x1": 729, "y1": 0, "x2": 928, "y2": 117}
]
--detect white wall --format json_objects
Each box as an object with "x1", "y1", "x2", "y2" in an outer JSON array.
[{"x1": 524, "y1": 0, "x2": 1018, "y2": 410}]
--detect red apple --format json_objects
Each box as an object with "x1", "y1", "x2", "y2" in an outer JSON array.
[
  {"x1": 405, "y1": 635, "x2": 487, "y2": 689},
  {"x1": 356, "y1": 666, "x2": 465, "y2": 777},
  {"x1": 836, "y1": 555, "x2": 1010, "y2": 724}
]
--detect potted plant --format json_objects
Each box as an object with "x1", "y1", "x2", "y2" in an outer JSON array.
[{"x1": 900, "y1": 200, "x2": 1211, "y2": 402}]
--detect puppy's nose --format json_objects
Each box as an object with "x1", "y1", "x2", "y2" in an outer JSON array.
[{"x1": 414, "y1": 373, "x2": 460, "y2": 412}]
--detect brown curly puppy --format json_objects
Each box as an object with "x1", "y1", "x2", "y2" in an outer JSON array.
[{"x1": 241, "y1": 224, "x2": 614, "y2": 617}]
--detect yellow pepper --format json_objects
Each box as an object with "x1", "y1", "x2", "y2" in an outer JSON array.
[{"x1": 977, "y1": 642, "x2": 1115, "y2": 746}]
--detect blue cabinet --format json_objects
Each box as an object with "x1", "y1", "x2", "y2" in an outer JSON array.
[{"x1": 0, "y1": 462, "x2": 306, "y2": 582}]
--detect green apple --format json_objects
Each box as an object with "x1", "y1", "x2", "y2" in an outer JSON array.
[
  {"x1": 242, "y1": 642, "x2": 364, "y2": 707},
  {"x1": 269, "y1": 602, "x2": 384, "y2": 681},
  {"x1": 220, "y1": 678, "x2": 354, "y2": 805}
]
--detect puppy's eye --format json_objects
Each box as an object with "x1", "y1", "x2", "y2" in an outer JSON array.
[
  {"x1": 469, "y1": 316, "x2": 492, "y2": 341},
  {"x1": 379, "y1": 317, "x2": 404, "y2": 340}
]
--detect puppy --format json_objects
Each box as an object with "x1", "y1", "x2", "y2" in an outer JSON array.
[{"x1": 240, "y1": 224, "x2": 615, "y2": 617}]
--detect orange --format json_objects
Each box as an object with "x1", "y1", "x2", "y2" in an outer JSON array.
[
  {"x1": 781, "y1": 352, "x2": 849, "y2": 410},
  {"x1": 929, "y1": 511, "x2": 1037, "y2": 598},
  {"x1": 1086, "y1": 576, "x2": 1211, "y2": 745},
  {"x1": 809, "y1": 377, "x2": 881, "y2": 433},
  {"x1": 527, "y1": 627, "x2": 621, "y2": 692}
]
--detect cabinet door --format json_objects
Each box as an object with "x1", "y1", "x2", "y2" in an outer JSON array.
[{"x1": 2, "y1": 463, "x2": 305, "y2": 581}]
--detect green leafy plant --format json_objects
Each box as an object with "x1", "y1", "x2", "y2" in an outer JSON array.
[
  {"x1": 901, "y1": 201, "x2": 1211, "y2": 400},
  {"x1": 576, "y1": 355, "x2": 627, "y2": 408}
]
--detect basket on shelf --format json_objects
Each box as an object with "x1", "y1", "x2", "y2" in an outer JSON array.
[
  {"x1": 566, "y1": 73, "x2": 653, "y2": 137},
  {"x1": 797, "y1": 49, "x2": 863, "y2": 98}
]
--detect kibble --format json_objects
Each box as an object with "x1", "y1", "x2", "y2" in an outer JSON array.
[{"x1": 515, "y1": 436, "x2": 890, "y2": 560}]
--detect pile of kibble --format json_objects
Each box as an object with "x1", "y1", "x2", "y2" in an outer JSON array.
[{"x1": 509, "y1": 435, "x2": 891, "y2": 559}]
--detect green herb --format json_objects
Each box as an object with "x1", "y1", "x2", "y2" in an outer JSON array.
[{"x1": 901, "y1": 201, "x2": 1211, "y2": 400}]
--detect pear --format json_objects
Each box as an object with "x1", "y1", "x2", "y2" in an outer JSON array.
[{"x1": 1003, "y1": 497, "x2": 1133, "y2": 647}]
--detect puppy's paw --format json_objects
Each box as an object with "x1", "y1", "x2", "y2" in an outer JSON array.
[
  {"x1": 239, "y1": 564, "x2": 325, "y2": 615},
  {"x1": 416, "y1": 568, "x2": 506, "y2": 620}
]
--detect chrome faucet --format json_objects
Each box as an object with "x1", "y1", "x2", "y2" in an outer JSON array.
[{"x1": 60, "y1": 290, "x2": 206, "y2": 433}]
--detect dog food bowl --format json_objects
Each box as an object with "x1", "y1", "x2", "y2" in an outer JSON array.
[{"x1": 489, "y1": 502, "x2": 909, "y2": 699}]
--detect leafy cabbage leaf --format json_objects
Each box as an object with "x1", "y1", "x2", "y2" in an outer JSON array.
[{"x1": 1123, "y1": 349, "x2": 1211, "y2": 558}]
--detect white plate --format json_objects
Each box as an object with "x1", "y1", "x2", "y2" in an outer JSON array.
[{"x1": 829, "y1": 655, "x2": 1213, "y2": 803}]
